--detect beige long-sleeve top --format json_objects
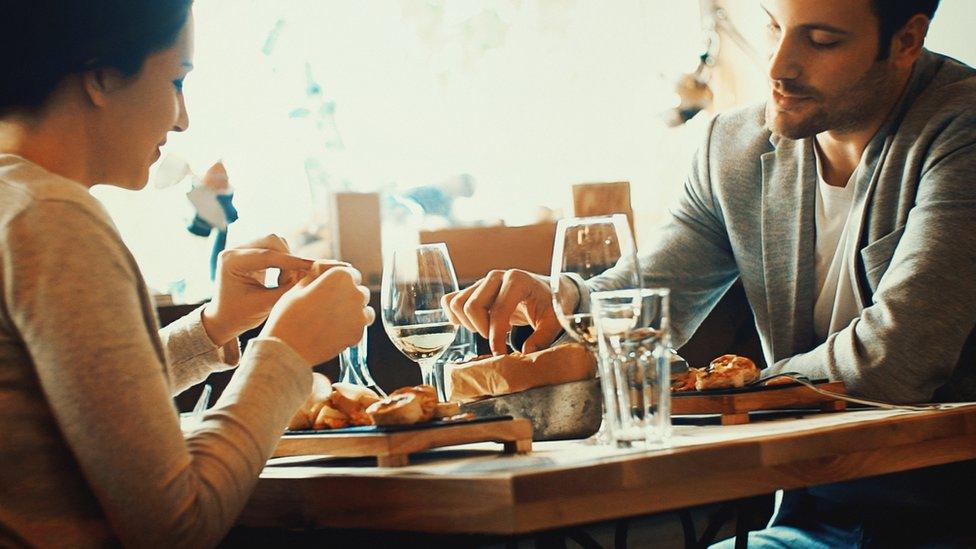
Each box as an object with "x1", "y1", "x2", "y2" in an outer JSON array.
[{"x1": 0, "y1": 154, "x2": 312, "y2": 548}]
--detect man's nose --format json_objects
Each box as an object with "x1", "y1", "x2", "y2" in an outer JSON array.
[{"x1": 768, "y1": 35, "x2": 802, "y2": 82}]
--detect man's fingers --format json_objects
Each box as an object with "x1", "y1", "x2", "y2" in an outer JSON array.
[
  {"x1": 448, "y1": 282, "x2": 481, "y2": 334},
  {"x1": 463, "y1": 271, "x2": 505, "y2": 339},
  {"x1": 522, "y1": 317, "x2": 563, "y2": 354},
  {"x1": 441, "y1": 293, "x2": 463, "y2": 326},
  {"x1": 487, "y1": 274, "x2": 527, "y2": 355}
]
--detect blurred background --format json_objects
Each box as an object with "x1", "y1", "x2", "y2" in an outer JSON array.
[{"x1": 91, "y1": 0, "x2": 976, "y2": 301}]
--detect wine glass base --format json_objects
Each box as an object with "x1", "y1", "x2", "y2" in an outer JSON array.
[{"x1": 581, "y1": 418, "x2": 613, "y2": 445}]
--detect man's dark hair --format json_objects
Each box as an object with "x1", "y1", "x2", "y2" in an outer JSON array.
[
  {"x1": 871, "y1": 0, "x2": 940, "y2": 59},
  {"x1": 0, "y1": 0, "x2": 193, "y2": 114}
]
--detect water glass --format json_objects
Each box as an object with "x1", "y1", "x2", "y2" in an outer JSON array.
[
  {"x1": 592, "y1": 288, "x2": 672, "y2": 448},
  {"x1": 339, "y1": 327, "x2": 386, "y2": 396},
  {"x1": 432, "y1": 326, "x2": 479, "y2": 401}
]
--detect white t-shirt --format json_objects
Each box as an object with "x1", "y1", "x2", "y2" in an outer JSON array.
[{"x1": 812, "y1": 145, "x2": 864, "y2": 343}]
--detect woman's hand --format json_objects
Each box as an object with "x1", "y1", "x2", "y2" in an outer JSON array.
[
  {"x1": 262, "y1": 265, "x2": 375, "y2": 366},
  {"x1": 201, "y1": 234, "x2": 316, "y2": 346}
]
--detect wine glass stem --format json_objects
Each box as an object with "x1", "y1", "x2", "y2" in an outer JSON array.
[{"x1": 418, "y1": 359, "x2": 442, "y2": 401}]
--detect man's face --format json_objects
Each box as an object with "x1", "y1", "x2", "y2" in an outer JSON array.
[{"x1": 762, "y1": 0, "x2": 899, "y2": 139}]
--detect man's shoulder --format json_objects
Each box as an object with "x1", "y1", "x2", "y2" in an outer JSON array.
[
  {"x1": 705, "y1": 103, "x2": 774, "y2": 161},
  {"x1": 901, "y1": 51, "x2": 976, "y2": 140}
]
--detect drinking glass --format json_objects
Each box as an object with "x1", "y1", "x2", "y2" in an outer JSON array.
[
  {"x1": 338, "y1": 327, "x2": 387, "y2": 396},
  {"x1": 432, "y1": 326, "x2": 479, "y2": 401},
  {"x1": 592, "y1": 288, "x2": 672, "y2": 448},
  {"x1": 550, "y1": 214, "x2": 640, "y2": 443},
  {"x1": 381, "y1": 242, "x2": 459, "y2": 400}
]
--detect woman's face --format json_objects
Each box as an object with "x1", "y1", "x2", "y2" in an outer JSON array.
[{"x1": 94, "y1": 14, "x2": 194, "y2": 190}]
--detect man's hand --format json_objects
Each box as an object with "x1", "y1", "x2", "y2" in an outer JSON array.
[
  {"x1": 202, "y1": 234, "x2": 315, "y2": 346},
  {"x1": 441, "y1": 269, "x2": 580, "y2": 355}
]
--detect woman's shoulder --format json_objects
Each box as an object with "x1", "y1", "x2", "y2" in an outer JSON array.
[{"x1": 0, "y1": 156, "x2": 119, "y2": 240}]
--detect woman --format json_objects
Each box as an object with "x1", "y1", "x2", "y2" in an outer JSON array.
[{"x1": 0, "y1": 2, "x2": 373, "y2": 546}]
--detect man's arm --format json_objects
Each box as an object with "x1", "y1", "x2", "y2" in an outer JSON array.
[
  {"x1": 583, "y1": 115, "x2": 742, "y2": 349},
  {"x1": 767, "y1": 140, "x2": 976, "y2": 403}
]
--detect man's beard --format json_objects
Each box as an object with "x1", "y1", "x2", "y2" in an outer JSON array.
[{"x1": 766, "y1": 60, "x2": 894, "y2": 140}]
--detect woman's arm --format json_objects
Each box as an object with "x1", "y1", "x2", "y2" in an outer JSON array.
[
  {"x1": 4, "y1": 201, "x2": 310, "y2": 547},
  {"x1": 159, "y1": 306, "x2": 241, "y2": 395}
]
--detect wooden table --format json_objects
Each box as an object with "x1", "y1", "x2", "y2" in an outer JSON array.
[{"x1": 240, "y1": 405, "x2": 976, "y2": 536}]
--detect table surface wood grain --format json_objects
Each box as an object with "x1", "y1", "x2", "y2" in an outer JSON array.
[{"x1": 240, "y1": 405, "x2": 976, "y2": 535}]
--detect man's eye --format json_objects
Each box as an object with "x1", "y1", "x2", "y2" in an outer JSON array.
[
  {"x1": 173, "y1": 78, "x2": 185, "y2": 92},
  {"x1": 809, "y1": 32, "x2": 841, "y2": 49},
  {"x1": 810, "y1": 39, "x2": 840, "y2": 49}
]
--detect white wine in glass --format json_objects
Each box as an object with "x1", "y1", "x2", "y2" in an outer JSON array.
[
  {"x1": 550, "y1": 214, "x2": 640, "y2": 443},
  {"x1": 381, "y1": 243, "x2": 459, "y2": 400}
]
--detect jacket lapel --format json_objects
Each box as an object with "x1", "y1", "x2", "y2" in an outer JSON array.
[{"x1": 760, "y1": 136, "x2": 817, "y2": 360}]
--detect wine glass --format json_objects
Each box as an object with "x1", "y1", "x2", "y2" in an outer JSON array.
[
  {"x1": 381, "y1": 243, "x2": 459, "y2": 401},
  {"x1": 550, "y1": 214, "x2": 641, "y2": 443}
]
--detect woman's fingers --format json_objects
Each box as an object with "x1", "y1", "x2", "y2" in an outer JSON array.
[
  {"x1": 222, "y1": 248, "x2": 314, "y2": 274},
  {"x1": 240, "y1": 233, "x2": 290, "y2": 253}
]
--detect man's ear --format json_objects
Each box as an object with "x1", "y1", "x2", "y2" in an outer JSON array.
[
  {"x1": 891, "y1": 13, "x2": 930, "y2": 70},
  {"x1": 81, "y1": 68, "x2": 126, "y2": 108}
]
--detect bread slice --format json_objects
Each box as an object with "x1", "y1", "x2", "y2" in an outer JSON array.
[{"x1": 444, "y1": 343, "x2": 596, "y2": 402}]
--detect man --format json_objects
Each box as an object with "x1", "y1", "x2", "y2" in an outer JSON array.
[{"x1": 444, "y1": 0, "x2": 975, "y2": 546}]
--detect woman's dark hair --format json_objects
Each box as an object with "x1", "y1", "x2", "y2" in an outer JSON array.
[
  {"x1": 0, "y1": 0, "x2": 193, "y2": 114},
  {"x1": 872, "y1": 0, "x2": 940, "y2": 59}
]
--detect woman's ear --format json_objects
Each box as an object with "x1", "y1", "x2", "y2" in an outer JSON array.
[{"x1": 81, "y1": 68, "x2": 126, "y2": 107}]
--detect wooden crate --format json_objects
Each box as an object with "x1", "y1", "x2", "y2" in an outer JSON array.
[{"x1": 420, "y1": 223, "x2": 557, "y2": 283}]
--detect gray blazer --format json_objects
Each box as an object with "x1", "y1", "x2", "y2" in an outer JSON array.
[{"x1": 586, "y1": 50, "x2": 976, "y2": 403}]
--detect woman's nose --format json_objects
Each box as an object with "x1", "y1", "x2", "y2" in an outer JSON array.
[{"x1": 173, "y1": 93, "x2": 189, "y2": 132}]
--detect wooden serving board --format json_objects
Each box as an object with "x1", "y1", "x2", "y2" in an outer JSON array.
[
  {"x1": 273, "y1": 416, "x2": 533, "y2": 467},
  {"x1": 672, "y1": 380, "x2": 847, "y2": 425}
]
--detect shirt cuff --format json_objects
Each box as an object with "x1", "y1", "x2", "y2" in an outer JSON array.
[{"x1": 564, "y1": 272, "x2": 591, "y2": 314}]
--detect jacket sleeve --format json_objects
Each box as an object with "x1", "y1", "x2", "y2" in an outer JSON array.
[
  {"x1": 3, "y1": 201, "x2": 310, "y2": 548},
  {"x1": 581, "y1": 115, "x2": 742, "y2": 349},
  {"x1": 768, "y1": 137, "x2": 976, "y2": 403}
]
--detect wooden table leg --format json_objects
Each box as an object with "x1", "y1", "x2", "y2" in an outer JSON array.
[
  {"x1": 376, "y1": 454, "x2": 409, "y2": 467},
  {"x1": 820, "y1": 400, "x2": 847, "y2": 412},
  {"x1": 504, "y1": 439, "x2": 533, "y2": 454},
  {"x1": 721, "y1": 413, "x2": 750, "y2": 425}
]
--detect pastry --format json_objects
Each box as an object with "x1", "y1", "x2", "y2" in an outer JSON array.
[
  {"x1": 313, "y1": 403, "x2": 349, "y2": 430},
  {"x1": 330, "y1": 382, "x2": 381, "y2": 416},
  {"x1": 390, "y1": 385, "x2": 437, "y2": 421},
  {"x1": 433, "y1": 401, "x2": 461, "y2": 418},
  {"x1": 693, "y1": 354, "x2": 759, "y2": 390},
  {"x1": 287, "y1": 372, "x2": 333, "y2": 430},
  {"x1": 365, "y1": 393, "x2": 425, "y2": 425}
]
